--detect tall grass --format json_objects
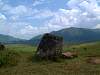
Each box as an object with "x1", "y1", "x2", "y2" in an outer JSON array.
[{"x1": 0, "y1": 49, "x2": 20, "y2": 67}]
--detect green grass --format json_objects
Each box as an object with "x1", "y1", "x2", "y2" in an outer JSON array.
[
  {"x1": 6, "y1": 44, "x2": 37, "y2": 52},
  {"x1": 0, "y1": 42, "x2": 100, "y2": 75},
  {"x1": 0, "y1": 49, "x2": 20, "y2": 67}
]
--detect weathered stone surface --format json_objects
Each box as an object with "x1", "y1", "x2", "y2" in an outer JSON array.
[
  {"x1": 0, "y1": 43, "x2": 5, "y2": 50},
  {"x1": 35, "y1": 33, "x2": 63, "y2": 60}
]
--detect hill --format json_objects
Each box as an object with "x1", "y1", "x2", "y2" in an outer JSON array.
[
  {"x1": 30, "y1": 27, "x2": 100, "y2": 45},
  {"x1": 1, "y1": 27, "x2": 100, "y2": 45},
  {"x1": 0, "y1": 34, "x2": 24, "y2": 44}
]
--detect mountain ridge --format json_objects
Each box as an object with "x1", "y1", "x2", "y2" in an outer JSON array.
[
  {"x1": 0, "y1": 34, "x2": 25, "y2": 44},
  {"x1": 29, "y1": 27, "x2": 100, "y2": 45},
  {"x1": 0, "y1": 27, "x2": 100, "y2": 44}
]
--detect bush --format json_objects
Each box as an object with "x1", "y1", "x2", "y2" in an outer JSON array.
[
  {"x1": 0, "y1": 50, "x2": 19, "y2": 67},
  {"x1": 83, "y1": 47, "x2": 87, "y2": 50}
]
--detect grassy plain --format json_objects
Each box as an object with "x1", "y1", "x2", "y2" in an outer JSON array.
[{"x1": 0, "y1": 42, "x2": 100, "y2": 75}]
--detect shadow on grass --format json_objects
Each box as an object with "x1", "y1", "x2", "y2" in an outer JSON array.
[{"x1": 28, "y1": 54, "x2": 77, "y2": 64}]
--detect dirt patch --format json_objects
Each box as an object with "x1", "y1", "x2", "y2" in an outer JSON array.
[{"x1": 87, "y1": 56, "x2": 100, "y2": 64}]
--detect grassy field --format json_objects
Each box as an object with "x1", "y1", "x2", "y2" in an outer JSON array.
[{"x1": 0, "y1": 42, "x2": 100, "y2": 75}]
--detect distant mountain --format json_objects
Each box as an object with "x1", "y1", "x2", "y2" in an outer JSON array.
[
  {"x1": 0, "y1": 34, "x2": 24, "y2": 44},
  {"x1": 28, "y1": 35, "x2": 42, "y2": 45},
  {"x1": 1, "y1": 27, "x2": 100, "y2": 45},
  {"x1": 29, "y1": 27, "x2": 100, "y2": 45}
]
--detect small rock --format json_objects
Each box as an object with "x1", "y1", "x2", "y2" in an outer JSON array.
[
  {"x1": 87, "y1": 57, "x2": 100, "y2": 64},
  {"x1": 62, "y1": 52, "x2": 78, "y2": 59}
]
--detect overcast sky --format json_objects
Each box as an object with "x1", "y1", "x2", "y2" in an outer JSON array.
[{"x1": 0, "y1": 0, "x2": 100, "y2": 39}]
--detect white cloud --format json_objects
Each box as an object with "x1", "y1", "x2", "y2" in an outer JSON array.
[
  {"x1": 16, "y1": 25, "x2": 52, "y2": 39},
  {"x1": 0, "y1": 13, "x2": 7, "y2": 25},
  {"x1": 44, "y1": 0, "x2": 100, "y2": 30},
  {"x1": 33, "y1": 0, "x2": 47, "y2": 6},
  {"x1": 9, "y1": 5, "x2": 28, "y2": 15},
  {"x1": 1, "y1": 4, "x2": 39, "y2": 21},
  {"x1": 0, "y1": 13, "x2": 7, "y2": 21},
  {"x1": 19, "y1": 25, "x2": 38, "y2": 35},
  {"x1": 67, "y1": 0, "x2": 83, "y2": 9},
  {"x1": 18, "y1": 0, "x2": 100, "y2": 39},
  {"x1": 95, "y1": 24, "x2": 100, "y2": 29},
  {"x1": 0, "y1": 0, "x2": 100, "y2": 39},
  {"x1": 15, "y1": 24, "x2": 60, "y2": 39},
  {"x1": 2, "y1": 4, "x2": 12, "y2": 11},
  {"x1": 1, "y1": 3, "x2": 53, "y2": 21},
  {"x1": 32, "y1": 9, "x2": 54, "y2": 19},
  {"x1": 33, "y1": 0, "x2": 52, "y2": 6},
  {"x1": 42, "y1": 8, "x2": 81, "y2": 30},
  {"x1": 2, "y1": 22, "x2": 35, "y2": 39},
  {"x1": 17, "y1": 25, "x2": 38, "y2": 39},
  {"x1": 0, "y1": 0, "x2": 4, "y2": 8}
]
